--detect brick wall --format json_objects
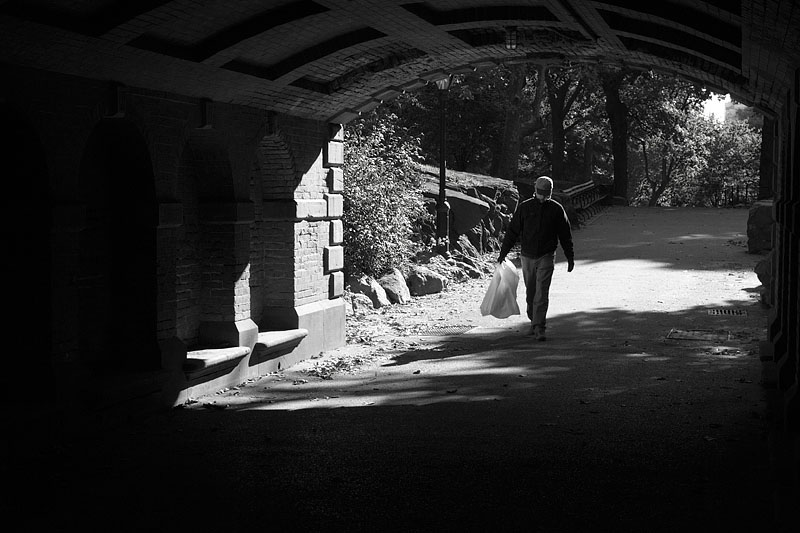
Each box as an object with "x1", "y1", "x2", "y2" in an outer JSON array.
[{"x1": 2, "y1": 65, "x2": 345, "y2": 401}]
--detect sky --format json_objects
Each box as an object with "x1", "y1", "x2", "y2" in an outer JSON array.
[{"x1": 703, "y1": 93, "x2": 730, "y2": 121}]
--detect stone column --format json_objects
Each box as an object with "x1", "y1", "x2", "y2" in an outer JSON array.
[{"x1": 198, "y1": 201, "x2": 258, "y2": 350}]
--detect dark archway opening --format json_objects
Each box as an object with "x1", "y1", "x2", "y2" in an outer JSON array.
[
  {"x1": 78, "y1": 119, "x2": 159, "y2": 372},
  {"x1": 0, "y1": 105, "x2": 54, "y2": 397}
]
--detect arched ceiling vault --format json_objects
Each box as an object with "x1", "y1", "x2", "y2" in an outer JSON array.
[{"x1": 1, "y1": 1, "x2": 797, "y2": 122}]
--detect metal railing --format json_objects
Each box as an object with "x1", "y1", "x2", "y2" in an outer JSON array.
[{"x1": 562, "y1": 180, "x2": 609, "y2": 225}]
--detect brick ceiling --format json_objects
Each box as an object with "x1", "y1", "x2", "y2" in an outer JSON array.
[{"x1": 1, "y1": 0, "x2": 798, "y2": 122}]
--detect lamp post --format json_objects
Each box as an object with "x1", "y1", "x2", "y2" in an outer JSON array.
[{"x1": 435, "y1": 74, "x2": 453, "y2": 256}]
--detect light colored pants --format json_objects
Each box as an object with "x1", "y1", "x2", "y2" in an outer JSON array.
[{"x1": 520, "y1": 253, "x2": 555, "y2": 329}]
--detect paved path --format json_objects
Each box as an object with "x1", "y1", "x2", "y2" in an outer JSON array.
[{"x1": 8, "y1": 207, "x2": 779, "y2": 532}]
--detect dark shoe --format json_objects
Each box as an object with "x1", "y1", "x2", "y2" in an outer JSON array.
[{"x1": 534, "y1": 326, "x2": 546, "y2": 341}]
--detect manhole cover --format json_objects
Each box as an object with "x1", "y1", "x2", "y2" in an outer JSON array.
[
  {"x1": 708, "y1": 308, "x2": 748, "y2": 316},
  {"x1": 416, "y1": 325, "x2": 472, "y2": 336},
  {"x1": 666, "y1": 329, "x2": 731, "y2": 341}
]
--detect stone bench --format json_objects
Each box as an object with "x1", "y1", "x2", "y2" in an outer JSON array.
[
  {"x1": 251, "y1": 329, "x2": 308, "y2": 365},
  {"x1": 183, "y1": 346, "x2": 251, "y2": 382},
  {"x1": 183, "y1": 329, "x2": 308, "y2": 382}
]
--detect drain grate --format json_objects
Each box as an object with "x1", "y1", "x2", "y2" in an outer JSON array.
[
  {"x1": 416, "y1": 325, "x2": 473, "y2": 336},
  {"x1": 666, "y1": 329, "x2": 731, "y2": 341},
  {"x1": 708, "y1": 308, "x2": 748, "y2": 316}
]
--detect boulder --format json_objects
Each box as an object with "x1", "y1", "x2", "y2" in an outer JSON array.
[
  {"x1": 453, "y1": 234, "x2": 480, "y2": 258},
  {"x1": 405, "y1": 265, "x2": 446, "y2": 296},
  {"x1": 453, "y1": 260, "x2": 483, "y2": 279},
  {"x1": 464, "y1": 226, "x2": 484, "y2": 254},
  {"x1": 348, "y1": 275, "x2": 391, "y2": 308},
  {"x1": 378, "y1": 268, "x2": 412, "y2": 304},
  {"x1": 344, "y1": 292, "x2": 375, "y2": 316},
  {"x1": 422, "y1": 183, "x2": 489, "y2": 235},
  {"x1": 755, "y1": 250, "x2": 774, "y2": 307},
  {"x1": 747, "y1": 200, "x2": 773, "y2": 254}
]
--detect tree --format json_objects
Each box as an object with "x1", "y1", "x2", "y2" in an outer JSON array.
[
  {"x1": 599, "y1": 67, "x2": 641, "y2": 200},
  {"x1": 545, "y1": 64, "x2": 588, "y2": 182},
  {"x1": 342, "y1": 110, "x2": 429, "y2": 277},
  {"x1": 694, "y1": 119, "x2": 761, "y2": 206},
  {"x1": 494, "y1": 64, "x2": 547, "y2": 180},
  {"x1": 626, "y1": 72, "x2": 709, "y2": 206}
]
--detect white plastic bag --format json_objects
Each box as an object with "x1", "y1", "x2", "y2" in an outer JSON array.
[{"x1": 480, "y1": 259, "x2": 521, "y2": 319}]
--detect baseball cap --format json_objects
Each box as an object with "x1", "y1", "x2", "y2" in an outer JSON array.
[{"x1": 535, "y1": 176, "x2": 553, "y2": 197}]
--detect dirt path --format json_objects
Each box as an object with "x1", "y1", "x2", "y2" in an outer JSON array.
[{"x1": 14, "y1": 206, "x2": 778, "y2": 533}]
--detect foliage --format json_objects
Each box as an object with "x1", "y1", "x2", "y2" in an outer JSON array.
[
  {"x1": 342, "y1": 110, "x2": 430, "y2": 278},
  {"x1": 692, "y1": 119, "x2": 761, "y2": 206},
  {"x1": 389, "y1": 70, "x2": 508, "y2": 174},
  {"x1": 625, "y1": 73, "x2": 709, "y2": 205},
  {"x1": 380, "y1": 64, "x2": 761, "y2": 208}
]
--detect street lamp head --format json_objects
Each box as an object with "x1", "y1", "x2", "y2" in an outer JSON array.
[{"x1": 505, "y1": 26, "x2": 518, "y2": 50}]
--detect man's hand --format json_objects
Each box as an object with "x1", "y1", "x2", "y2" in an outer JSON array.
[{"x1": 568, "y1": 259, "x2": 575, "y2": 272}]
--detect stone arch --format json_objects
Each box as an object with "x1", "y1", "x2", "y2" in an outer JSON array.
[
  {"x1": 0, "y1": 104, "x2": 54, "y2": 394},
  {"x1": 76, "y1": 118, "x2": 159, "y2": 372},
  {"x1": 249, "y1": 134, "x2": 299, "y2": 327},
  {"x1": 177, "y1": 128, "x2": 253, "y2": 349}
]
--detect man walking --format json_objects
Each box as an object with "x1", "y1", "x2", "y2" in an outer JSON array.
[{"x1": 497, "y1": 176, "x2": 574, "y2": 341}]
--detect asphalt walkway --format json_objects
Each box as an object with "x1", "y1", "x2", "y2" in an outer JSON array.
[{"x1": 7, "y1": 207, "x2": 780, "y2": 532}]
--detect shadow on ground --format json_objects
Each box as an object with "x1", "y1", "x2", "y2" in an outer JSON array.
[{"x1": 6, "y1": 300, "x2": 775, "y2": 532}]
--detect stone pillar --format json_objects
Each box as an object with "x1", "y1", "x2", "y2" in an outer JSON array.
[
  {"x1": 763, "y1": 73, "x2": 800, "y2": 527},
  {"x1": 156, "y1": 202, "x2": 187, "y2": 371},
  {"x1": 321, "y1": 123, "x2": 346, "y2": 348},
  {"x1": 198, "y1": 201, "x2": 258, "y2": 350},
  {"x1": 759, "y1": 117, "x2": 777, "y2": 200}
]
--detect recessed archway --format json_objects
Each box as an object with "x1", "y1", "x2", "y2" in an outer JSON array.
[
  {"x1": 77, "y1": 118, "x2": 159, "y2": 372},
  {"x1": 0, "y1": 104, "x2": 53, "y2": 392}
]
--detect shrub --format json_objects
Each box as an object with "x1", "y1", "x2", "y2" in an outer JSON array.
[{"x1": 343, "y1": 111, "x2": 430, "y2": 277}]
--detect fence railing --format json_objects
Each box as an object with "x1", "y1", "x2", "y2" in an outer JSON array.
[{"x1": 562, "y1": 180, "x2": 609, "y2": 225}]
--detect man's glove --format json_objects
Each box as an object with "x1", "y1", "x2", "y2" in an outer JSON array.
[{"x1": 567, "y1": 258, "x2": 575, "y2": 272}]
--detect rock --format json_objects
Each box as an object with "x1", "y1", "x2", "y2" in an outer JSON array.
[
  {"x1": 422, "y1": 183, "x2": 489, "y2": 235},
  {"x1": 405, "y1": 265, "x2": 446, "y2": 296},
  {"x1": 348, "y1": 275, "x2": 391, "y2": 308},
  {"x1": 453, "y1": 260, "x2": 483, "y2": 279},
  {"x1": 344, "y1": 292, "x2": 375, "y2": 315},
  {"x1": 453, "y1": 234, "x2": 480, "y2": 258},
  {"x1": 747, "y1": 200, "x2": 773, "y2": 254},
  {"x1": 465, "y1": 226, "x2": 484, "y2": 254},
  {"x1": 755, "y1": 250, "x2": 774, "y2": 307},
  {"x1": 378, "y1": 268, "x2": 412, "y2": 304}
]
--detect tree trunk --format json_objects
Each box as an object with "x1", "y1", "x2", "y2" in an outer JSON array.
[
  {"x1": 495, "y1": 65, "x2": 527, "y2": 181},
  {"x1": 601, "y1": 70, "x2": 630, "y2": 201},
  {"x1": 551, "y1": 103, "x2": 566, "y2": 181},
  {"x1": 494, "y1": 65, "x2": 546, "y2": 180},
  {"x1": 583, "y1": 139, "x2": 594, "y2": 181}
]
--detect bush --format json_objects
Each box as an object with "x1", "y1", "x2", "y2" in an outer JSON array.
[{"x1": 343, "y1": 111, "x2": 430, "y2": 278}]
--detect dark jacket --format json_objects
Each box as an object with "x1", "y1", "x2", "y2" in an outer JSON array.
[{"x1": 499, "y1": 197, "x2": 574, "y2": 261}]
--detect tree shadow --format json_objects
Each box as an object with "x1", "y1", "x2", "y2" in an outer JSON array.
[{"x1": 13, "y1": 296, "x2": 773, "y2": 531}]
